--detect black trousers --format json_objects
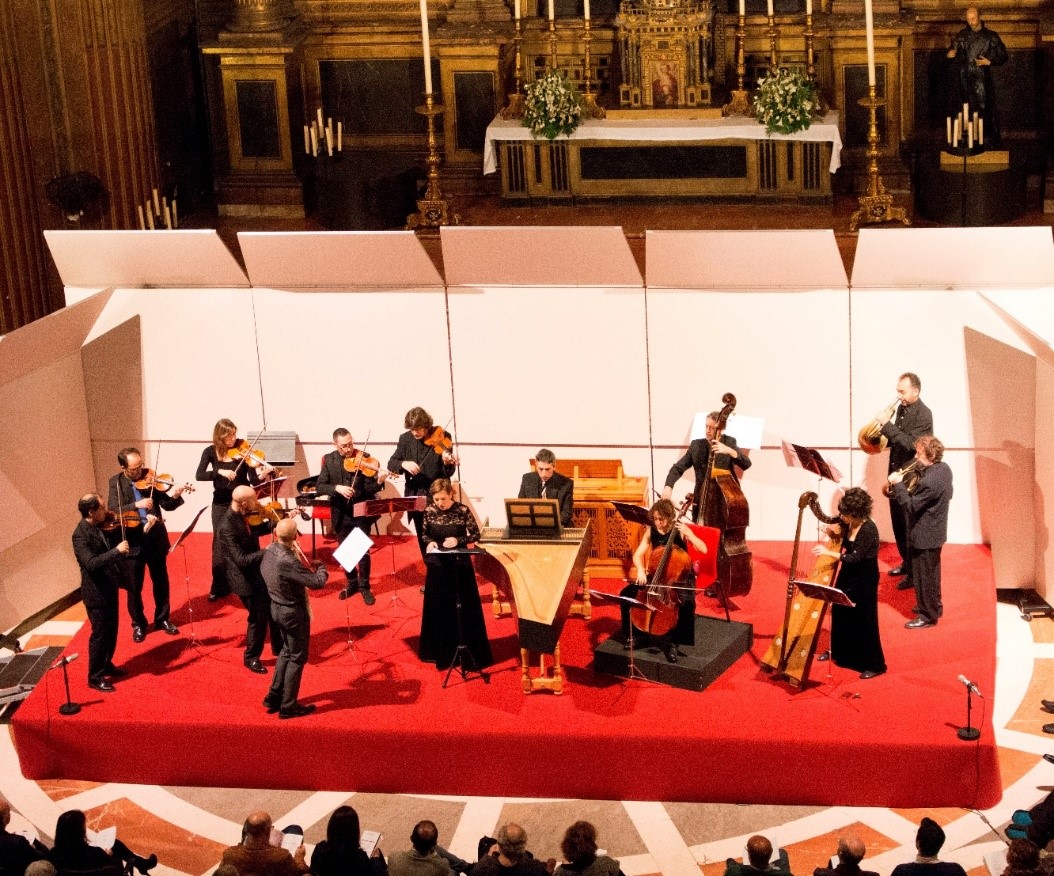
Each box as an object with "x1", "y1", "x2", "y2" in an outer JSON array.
[
  {"x1": 239, "y1": 584, "x2": 283, "y2": 660},
  {"x1": 125, "y1": 544, "x2": 172, "y2": 628},
  {"x1": 911, "y1": 545, "x2": 944, "y2": 624},
  {"x1": 210, "y1": 502, "x2": 231, "y2": 597},
  {"x1": 86, "y1": 603, "x2": 119, "y2": 683},
  {"x1": 267, "y1": 603, "x2": 310, "y2": 711},
  {"x1": 889, "y1": 497, "x2": 912, "y2": 576},
  {"x1": 335, "y1": 517, "x2": 374, "y2": 585}
]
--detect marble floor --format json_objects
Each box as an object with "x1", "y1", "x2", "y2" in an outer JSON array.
[{"x1": 2, "y1": 597, "x2": 1053, "y2": 876}]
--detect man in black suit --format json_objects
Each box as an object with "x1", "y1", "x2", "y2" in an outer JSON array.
[
  {"x1": 316, "y1": 428, "x2": 388, "y2": 604},
  {"x1": 72, "y1": 493, "x2": 129, "y2": 692},
  {"x1": 217, "y1": 485, "x2": 283, "y2": 673},
  {"x1": 518, "y1": 448, "x2": 574, "y2": 528},
  {"x1": 661, "y1": 411, "x2": 752, "y2": 506},
  {"x1": 108, "y1": 447, "x2": 187, "y2": 642},
  {"x1": 890, "y1": 435, "x2": 953, "y2": 629},
  {"x1": 876, "y1": 372, "x2": 933, "y2": 588}
]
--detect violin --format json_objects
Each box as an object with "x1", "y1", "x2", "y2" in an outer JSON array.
[
  {"x1": 423, "y1": 426, "x2": 453, "y2": 456},
  {"x1": 629, "y1": 496, "x2": 694, "y2": 637},
  {"x1": 227, "y1": 439, "x2": 274, "y2": 472},
  {"x1": 134, "y1": 469, "x2": 194, "y2": 494},
  {"x1": 246, "y1": 500, "x2": 299, "y2": 528},
  {"x1": 100, "y1": 509, "x2": 142, "y2": 531},
  {"x1": 343, "y1": 450, "x2": 383, "y2": 478}
]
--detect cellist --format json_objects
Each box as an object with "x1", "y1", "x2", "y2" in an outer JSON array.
[{"x1": 619, "y1": 499, "x2": 708, "y2": 664}]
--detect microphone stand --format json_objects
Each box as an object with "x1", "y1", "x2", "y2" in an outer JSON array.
[
  {"x1": 58, "y1": 660, "x2": 80, "y2": 716},
  {"x1": 958, "y1": 685, "x2": 981, "y2": 740}
]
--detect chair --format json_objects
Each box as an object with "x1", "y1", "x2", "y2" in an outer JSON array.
[{"x1": 296, "y1": 472, "x2": 331, "y2": 559}]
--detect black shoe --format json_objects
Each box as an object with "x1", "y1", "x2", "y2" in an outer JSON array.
[
  {"x1": 905, "y1": 618, "x2": 936, "y2": 629},
  {"x1": 103, "y1": 666, "x2": 127, "y2": 677},
  {"x1": 1044, "y1": 753, "x2": 1054, "y2": 764},
  {"x1": 622, "y1": 639, "x2": 632, "y2": 650},
  {"x1": 703, "y1": 586, "x2": 718, "y2": 598},
  {"x1": 89, "y1": 680, "x2": 116, "y2": 693},
  {"x1": 262, "y1": 697, "x2": 280, "y2": 714},
  {"x1": 1042, "y1": 700, "x2": 1054, "y2": 713},
  {"x1": 207, "y1": 593, "x2": 221, "y2": 602},
  {"x1": 860, "y1": 670, "x2": 885, "y2": 679},
  {"x1": 1044, "y1": 724, "x2": 1054, "y2": 735},
  {"x1": 132, "y1": 626, "x2": 146, "y2": 643},
  {"x1": 338, "y1": 584, "x2": 358, "y2": 600},
  {"x1": 132, "y1": 855, "x2": 158, "y2": 875},
  {"x1": 665, "y1": 645, "x2": 678, "y2": 664},
  {"x1": 889, "y1": 565, "x2": 906, "y2": 576},
  {"x1": 896, "y1": 579, "x2": 914, "y2": 590},
  {"x1": 156, "y1": 621, "x2": 179, "y2": 635},
  {"x1": 278, "y1": 703, "x2": 317, "y2": 719},
  {"x1": 816, "y1": 650, "x2": 831, "y2": 662},
  {"x1": 244, "y1": 658, "x2": 267, "y2": 674},
  {"x1": 360, "y1": 586, "x2": 376, "y2": 606}
]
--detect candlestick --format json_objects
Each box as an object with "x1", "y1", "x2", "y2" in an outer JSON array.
[
  {"x1": 406, "y1": 93, "x2": 458, "y2": 230},
  {"x1": 722, "y1": 12, "x2": 750, "y2": 115},
  {"x1": 863, "y1": 0, "x2": 876, "y2": 87},
  {"x1": 849, "y1": 85, "x2": 910, "y2": 230},
  {"x1": 137, "y1": 205, "x2": 145, "y2": 230},
  {"x1": 420, "y1": 0, "x2": 433, "y2": 94}
]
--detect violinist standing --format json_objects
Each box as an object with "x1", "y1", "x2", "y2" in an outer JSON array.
[
  {"x1": 619, "y1": 499, "x2": 708, "y2": 664},
  {"x1": 217, "y1": 485, "x2": 284, "y2": 673},
  {"x1": 387, "y1": 407, "x2": 457, "y2": 557},
  {"x1": 72, "y1": 494, "x2": 130, "y2": 692},
  {"x1": 196, "y1": 419, "x2": 271, "y2": 601},
  {"x1": 316, "y1": 428, "x2": 388, "y2": 605},
  {"x1": 107, "y1": 448, "x2": 186, "y2": 643}
]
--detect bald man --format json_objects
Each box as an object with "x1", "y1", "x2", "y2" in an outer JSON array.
[
  {"x1": 222, "y1": 811, "x2": 307, "y2": 876},
  {"x1": 261, "y1": 519, "x2": 328, "y2": 719},
  {"x1": 473, "y1": 823, "x2": 549, "y2": 876},
  {"x1": 814, "y1": 836, "x2": 878, "y2": 876},
  {"x1": 217, "y1": 485, "x2": 283, "y2": 674},
  {"x1": 724, "y1": 836, "x2": 792, "y2": 876}
]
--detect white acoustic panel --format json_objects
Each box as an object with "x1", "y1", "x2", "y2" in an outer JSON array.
[
  {"x1": 981, "y1": 289, "x2": 1054, "y2": 351},
  {"x1": 44, "y1": 230, "x2": 249, "y2": 288},
  {"x1": 440, "y1": 226, "x2": 642, "y2": 288},
  {"x1": 646, "y1": 229, "x2": 848, "y2": 290},
  {"x1": 237, "y1": 231, "x2": 443, "y2": 289},
  {"x1": 851, "y1": 227, "x2": 1054, "y2": 290}
]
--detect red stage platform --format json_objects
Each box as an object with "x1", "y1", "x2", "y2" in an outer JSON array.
[{"x1": 12, "y1": 535, "x2": 1000, "y2": 807}]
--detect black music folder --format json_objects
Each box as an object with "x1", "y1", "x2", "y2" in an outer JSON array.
[{"x1": 781, "y1": 440, "x2": 842, "y2": 483}]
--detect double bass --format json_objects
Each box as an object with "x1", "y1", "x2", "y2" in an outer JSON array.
[{"x1": 695, "y1": 393, "x2": 752, "y2": 597}]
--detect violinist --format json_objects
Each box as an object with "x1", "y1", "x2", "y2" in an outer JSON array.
[
  {"x1": 620, "y1": 499, "x2": 708, "y2": 663},
  {"x1": 387, "y1": 407, "x2": 457, "y2": 557},
  {"x1": 216, "y1": 486, "x2": 284, "y2": 673},
  {"x1": 196, "y1": 419, "x2": 273, "y2": 601},
  {"x1": 108, "y1": 448, "x2": 186, "y2": 643},
  {"x1": 316, "y1": 428, "x2": 388, "y2": 605},
  {"x1": 72, "y1": 494, "x2": 130, "y2": 692}
]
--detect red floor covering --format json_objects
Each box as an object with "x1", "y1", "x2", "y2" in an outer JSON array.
[{"x1": 13, "y1": 533, "x2": 1000, "y2": 807}]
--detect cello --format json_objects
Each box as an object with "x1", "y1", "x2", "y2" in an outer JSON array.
[
  {"x1": 696, "y1": 393, "x2": 752, "y2": 597},
  {"x1": 629, "y1": 497, "x2": 694, "y2": 636}
]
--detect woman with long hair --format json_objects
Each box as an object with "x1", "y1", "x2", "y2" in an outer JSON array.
[
  {"x1": 310, "y1": 806, "x2": 386, "y2": 876},
  {"x1": 48, "y1": 809, "x2": 157, "y2": 875}
]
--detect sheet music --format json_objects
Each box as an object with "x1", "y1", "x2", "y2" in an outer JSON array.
[{"x1": 333, "y1": 527, "x2": 373, "y2": 572}]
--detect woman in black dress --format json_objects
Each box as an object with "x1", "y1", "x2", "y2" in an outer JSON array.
[
  {"x1": 813, "y1": 487, "x2": 886, "y2": 679},
  {"x1": 418, "y1": 478, "x2": 492, "y2": 670}
]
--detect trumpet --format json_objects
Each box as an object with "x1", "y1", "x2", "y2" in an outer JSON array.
[
  {"x1": 882, "y1": 459, "x2": 922, "y2": 496},
  {"x1": 857, "y1": 399, "x2": 899, "y2": 455}
]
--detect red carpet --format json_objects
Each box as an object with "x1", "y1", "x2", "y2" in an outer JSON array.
[{"x1": 13, "y1": 533, "x2": 1000, "y2": 807}]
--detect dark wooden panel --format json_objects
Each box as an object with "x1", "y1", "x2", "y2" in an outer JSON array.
[
  {"x1": 453, "y1": 71, "x2": 495, "y2": 153},
  {"x1": 235, "y1": 80, "x2": 281, "y2": 158},
  {"x1": 579, "y1": 144, "x2": 748, "y2": 179},
  {"x1": 320, "y1": 59, "x2": 441, "y2": 137}
]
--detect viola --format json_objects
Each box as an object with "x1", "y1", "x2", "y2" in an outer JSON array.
[
  {"x1": 423, "y1": 426, "x2": 453, "y2": 456},
  {"x1": 134, "y1": 469, "x2": 194, "y2": 494}
]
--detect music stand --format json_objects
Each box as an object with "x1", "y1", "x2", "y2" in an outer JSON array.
[
  {"x1": 589, "y1": 589, "x2": 653, "y2": 683},
  {"x1": 432, "y1": 547, "x2": 490, "y2": 688},
  {"x1": 171, "y1": 505, "x2": 209, "y2": 648},
  {"x1": 254, "y1": 476, "x2": 289, "y2": 499},
  {"x1": 354, "y1": 496, "x2": 427, "y2": 613}
]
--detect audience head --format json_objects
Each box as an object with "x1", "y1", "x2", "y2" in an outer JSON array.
[
  {"x1": 0, "y1": 796, "x2": 10, "y2": 827},
  {"x1": 746, "y1": 835, "x2": 774, "y2": 870},
  {"x1": 243, "y1": 811, "x2": 274, "y2": 845},
  {"x1": 326, "y1": 805, "x2": 362, "y2": 849},
  {"x1": 1005, "y1": 839, "x2": 1041, "y2": 874},
  {"x1": 916, "y1": 818, "x2": 945, "y2": 858},
  {"x1": 411, "y1": 820, "x2": 439, "y2": 855},
  {"x1": 837, "y1": 835, "x2": 866, "y2": 867},
  {"x1": 54, "y1": 810, "x2": 88, "y2": 850},
  {"x1": 561, "y1": 821, "x2": 599, "y2": 867},
  {"x1": 496, "y1": 823, "x2": 528, "y2": 862},
  {"x1": 214, "y1": 865, "x2": 239, "y2": 876},
  {"x1": 25, "y1": 863, "x2": 56, "y2": 876}
]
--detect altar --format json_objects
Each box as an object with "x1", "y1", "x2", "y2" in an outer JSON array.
[{"x1": 484, "y1": 113, "x2": 842, "y2": 202}]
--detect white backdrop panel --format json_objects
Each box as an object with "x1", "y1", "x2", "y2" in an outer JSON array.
[
  {"x1": 447, "y1": 286, "x2": 650, "y2": 446},
  {"x1": 646, "y1": 289, "x2": 851, "y2": 450},
  {"x1": 646, "y1": 229, "x2": 848, "y2": 290},
  {"x1": 981, "y1": 289, "x2": 1054, "y2": 350}
]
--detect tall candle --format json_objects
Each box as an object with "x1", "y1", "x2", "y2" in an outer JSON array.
[
  {"x1": 548, "y1": 0, "x2": 554, "y2": 20},
  {"x1": 152, "y1": 187, "x2": 160, "y2": 215},
  {"x1": 766, "y1": 0, "x2": 773, "y2": 16},
  {"x1": 584, "y1": 0, "x2": 589, "y2": 20},
  {"x1": 137, "y1": 205, "x2": 145, "y2": 230},
  {"x1": 146, "y1": 204, "x2": 155, "y2": 230},
  {"x1": 738, "y1": 0, "x2": 744, "y2": 15},
  {"x1": 304, "y1": 124, "x2": 310, "y2": 154},
  {"x1": 164, "y1": 205, "x2": 173, "y2": 230},
  {"x1": 172, "y1": 199, "x2": 178, "y2": 228},
  {"x1": 806, "y1": 0, "x2": 812, "y2": 15},
  {"x1": 946, "y1": 117, "x2": 951, "y2": 143},
  {"x1": 337, "y1": 121, "x2": 343, "y2": 151},
  {"x1": 420, "y1": 0, "x2": 433, "y2": 94},
  {"x1": 863, "y1": 0, "x2": 876, "y2": 87},
  {"x1": 317, "y1": 107, "x2": 324, "y2": 130},
  {"x1": 978, "y1": 117, "x2": 983, "y2": 144},
  {"x1": 515, "y1": 0, "x2": 520, "y2": 19}
]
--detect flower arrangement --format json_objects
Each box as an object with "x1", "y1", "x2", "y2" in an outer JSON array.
[
  {"x1": 752, "y1": 68, "x2": 820, "y2": 136},
  {"x1": 522, "y1": 70, "x2": 583, "y2": 140}
]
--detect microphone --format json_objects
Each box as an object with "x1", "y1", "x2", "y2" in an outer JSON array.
[
  {"x1": 958, "y1": 674, "x2": 983, "y2": 697},
  {"x1": 49, "y1": 653, "x2": 78, "y2": 671}
]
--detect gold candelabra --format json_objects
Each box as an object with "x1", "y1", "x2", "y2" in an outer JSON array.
[
  {"x1": 406, "y1": 93, "x2": 458, "y2": 230},
  {"x1": 580, "y1": 18, "x2": 606, "y2": 118},
  {"x1": 722, "y1": 13, "x2": 751, "y2": 116},
  {"x1": 803, "y1": 13, "x2": 829, "y2": 114},
  {"x1": 500, "y1": 17, "x2": 526, "y2": 119},
  {"x1": 767, "y1": 13, "x2": 779, "y2": 71},
  {"x1": 848, "y1": 86, "x2": 910, "y2": 231},
  {"x1": 549, "y1": 17, "x2": 558, "y2": 70}
]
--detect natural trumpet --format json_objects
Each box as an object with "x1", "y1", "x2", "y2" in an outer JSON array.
[
  {"x1": 857, "y1": 400, "x2": 898, "y2": 455},
  {"x1": 882, "y1": 459, "x2": 922, "y2": 496}
]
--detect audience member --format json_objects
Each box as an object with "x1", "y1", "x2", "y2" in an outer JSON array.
[
  {"x1": 0, "y1": 798, "x2": 45, "y2": 876},
  {"x1": 553, "y1": 822, "x2": 621, "y2": 876},
  {"x1": 310, "y1": 806, "x2": 386, "y2": 876},
  {"x1": 223, "y1": 811, "x2": 307, "y2": 876},
  {"x1": 25, "y1": 862, "x2": 57, "y2": 876},
  {"x1": 1002, "y1": 840, "x2": 1043, "y2": 876},
  {"x1": 213, "y1": 866, "x2": 240, "y2": 876},
  {"x1": 889, "y1": 818, "x2": 967, "y2": 876},
  {"x1": 47, "y1": 810, "x2": 157, "y2": 876},
  {"x1": 388, "y1": 822, "x2": 451, "y2": 876},
  {"x1": 814, "y1": 836, "x2": 877, "y2": 876},
  {"x1": 724, "y1": 836, "x2": 791, "y2": 876},
  {"x1": 472, "y1": 824, "x2": 550, "y2": 876}
]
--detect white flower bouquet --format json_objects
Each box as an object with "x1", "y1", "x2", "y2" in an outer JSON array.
[{"x1": 523, "y1": 70, "x2": 583, "y2": 140}]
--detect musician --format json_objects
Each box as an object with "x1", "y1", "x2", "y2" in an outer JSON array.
[
  {"x1": 72, "y1": 494, "x2": 130, "y2": 692},
  {"x1": 890, "y1": 435, "x2": 953, "y2": 629},
  {"x1": 261, "y1": 518, "x2": 328, "y2": 719},
  {"x1": 197, "y1": 419, "x2": 271, "y2": 601},
  {"x1": 518, "y1": 449, "x2": 574, "y2": 528},
  {"x1": 661, "y1": 412, "x2": 752, "y2": 505},
  {"x1": 620, "y1": 499, "x2": 708, "y2": 664},
  {"x1": 418, "y1": 478, "x2": 492, "y2": 671},
  {"x1": 812, "y1": 488, "x2": 886, "y2": 679},
  {"x1": 217, "y1": 485, "x2": 283, "y2": 674},
  {"x1": 316, "y1": 428, "x2": 388, "y2": 605},
  {"x1": 387, "y1": 407, "x2": 457, "y2": 556},
  {"x1": 108, "y1": 448, "x2": 186, "y2": 643},
  {"x1": 876, "y1": 373, "x2": 933, "y2": 588}
]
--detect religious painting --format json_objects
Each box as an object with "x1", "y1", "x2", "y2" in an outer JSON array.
[{"x1": 651, "y1": 61, "x2": 680, "y2": 107}]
